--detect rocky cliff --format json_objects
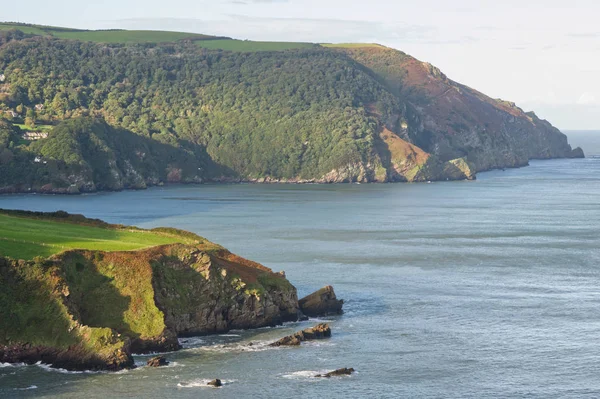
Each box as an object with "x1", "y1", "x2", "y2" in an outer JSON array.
[
  {"x1": 0, "y1": 224, "x2": 300, "y2": 370},
  {"x1": 335, "y1": 45, "x2": 584, "y2": 173}
]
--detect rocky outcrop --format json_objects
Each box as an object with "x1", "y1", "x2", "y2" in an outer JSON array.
[
  {"x1": 299, "y1": 286, "x2": 344, "y2": 317},
  {"x1": 315, "y1": 368, "x2": 355, "y2": 378},
  {"x1": 569, "y1": 147, "x2": 585, "y2": 158},
  {"x1": 146, "y1": 356, "x2": 169, "y2": 367},
  {"x1": 335, "y1": 46, "x2": 584, "y2": 174},
  {"x1": 0, "y1": 218, "x2": 301, "y2": 371},
  {"x1": 207, "y1": 379, "x2": 223, "y2": 387},
  {"x1": 269, "y1": 323, "x2": 332, "y2": 347}
]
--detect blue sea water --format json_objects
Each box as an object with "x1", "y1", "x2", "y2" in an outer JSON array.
[{"x1": 0, "y1": 132, "x2": 599, "y2": 398}]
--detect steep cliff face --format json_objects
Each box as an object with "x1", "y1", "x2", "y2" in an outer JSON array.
[
  {"x1": 335, "y1": 46, "x2": 584, "y2": 173},
  {"x1": 0, "y1": 242, "x2": 299, "y2": 370}
]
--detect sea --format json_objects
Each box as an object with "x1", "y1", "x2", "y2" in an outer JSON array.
[{"x1": 0, "y1": 131, "x2": 599, "y2": 398}]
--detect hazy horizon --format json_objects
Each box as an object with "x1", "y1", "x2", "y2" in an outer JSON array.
[{"x1": 3, "y1": 0, "x2": 599, "y2": 130}]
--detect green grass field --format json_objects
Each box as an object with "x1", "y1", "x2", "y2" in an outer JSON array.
[
  {"x1": 49, "y1": 30, "x2": 214, "y2": 43},
  {"x1": 14, "y1": 123, "x2": 53, "y2": 132},
  {"x1": 0, "y1": 23, "x2": 49, "y2": 36},
  {"x1": 321, "y1": 43, "x2": 386, "y2": 49},
  {"x1": 196, "y1": 39, "x2": 316, "y2": 52},
  {"x1": 0, "y1": 23, "x2": 218, "y2": 43},
  {"x1": 0, "y1": 213, "x2": 190, "y2": 260}
]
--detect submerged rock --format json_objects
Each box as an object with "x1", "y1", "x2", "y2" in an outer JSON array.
[
  {"x1": 207, "y1": 379, "x2": 222, "y2": 387},
  {"x1": 146, "y1": 356, "x2": 169, "y2": 367},
  {"x1": 315, "y1": 368, "x2": 355, "y2": 378},
  {"x1": 269, "y1": 323, "x2": 331, "y2": 347},
  {"x1": 299, "y1": 286, "x2": 344, "y2": 317}
]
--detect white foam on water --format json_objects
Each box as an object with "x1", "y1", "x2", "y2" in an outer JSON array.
[
  {"x1": 218, "y1": 334, "x2": 241, "y2": 337},
  {"x1": 177, "y1": 379, "x2": 235, "y2": 388},
  {"x1": 0, "y1": 362, "x2": 22, "y2": 368},
  {"x1": 305, "y1": 318, "x2": 335, "y2": 323},
  {"x1": 34, "y1": 361, "x2": 104, "y2": 374},
  {"x1": 179, "y1": 336, "x2": 205, "y2": 348},
  {"x1": 14, "y1": 385, "x2": 38, "y2": 391},
  {"x1": 281, "y1": 369, "x2": 355, "y2": 380},
  {"x1": 193, "y1": 340, "x2": 274, "y2": 354},
  {"x1": 280, "y1": 370, "x2": 329, "y2": 381}
]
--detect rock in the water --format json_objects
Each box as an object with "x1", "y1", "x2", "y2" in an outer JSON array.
[
  {"x1": 207, "y1": 379, "x2": 223, "y2": 387},
  {"x1": 569, "y1": 147, "x2": 585, "y2": 158},
  {"x1": 146, "y1": 356, "x2": 169, "y2": 367},
  {"x1": 299, "y1": 286, "x2": 344, "y2": 317},
  {"x1": 269, "y1": 323, "x2": 331, "y2": 347},
  {"x1": 315, "y1": 368, "x2": 355, "y2": 378}
]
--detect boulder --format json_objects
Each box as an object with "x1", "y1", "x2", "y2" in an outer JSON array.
[
  {"x1": 298, "y1": 286, "x2": 343, "y2": 317},
  {"x1": 207, "y1": 379, "x2": 223, "y2": 387},
  {"x1": 315, "y1": 368, "x2": 355, "y2": 378},
  {"x1": 146, "y1": 356, "x2": 169, "y2": 367},
  {"x1": 269, "y1": 323, "x2": 331, "y2": 347}
]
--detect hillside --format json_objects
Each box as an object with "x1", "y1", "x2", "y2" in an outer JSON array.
[
  {"x1": 0, "y1": 24, "x2": 583, "y2": 192},
  {"x1": 0, "y1": 118, "x2": 226, "y2": 193},
  {"x1": 0, "y1": 210, "x2": 299, "y2": 370}
]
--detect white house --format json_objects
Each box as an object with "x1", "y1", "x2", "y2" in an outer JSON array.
[{"x1": 0, "y1": 74, "x2": 5, "y2": 83}]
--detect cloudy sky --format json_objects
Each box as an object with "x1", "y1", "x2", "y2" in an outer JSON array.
[{"x1": 4, "y1": 0, "x2": 599, "y2": 129}]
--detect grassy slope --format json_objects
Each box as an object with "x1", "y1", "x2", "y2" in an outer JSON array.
[
  {"x1": 321, "y1": 43, "x2": 386, "y2": 49},
  {"x1": 195, "y1": 39, "x2": 316, "y2": 52},
  {"x1": 0, "y1": 23, "x2": 217, "y2": 43},
  {"x1": 0, "y1": 23, "x2": 48, "y2": 35},
  {"x1": 0, "y1": 213, "x2": 195, "y2": 260},
  {"x1": 50, "y1": 30, "x2": 213, "y2": 43},
  {"x1": 14, "y1": 123, "x2": 53, "y2": 132}
]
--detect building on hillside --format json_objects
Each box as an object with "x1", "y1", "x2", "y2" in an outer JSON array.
[
  {"x1": 0, "y1": 74, "x2": 5, "y2": 83},
  {"x1": 23, "y1": 131, "x2": 49, "y2": 140},
  {"x1": 34, "y1": 104, "x2": 44, "y2": 111},
  {"x1": 5, "y1": 110, "x2": 17, "y2": 118}
]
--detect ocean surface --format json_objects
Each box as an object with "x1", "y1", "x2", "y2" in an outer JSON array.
[{"x1": 0, "y1": 132, "x2": 599, "y2": 398}]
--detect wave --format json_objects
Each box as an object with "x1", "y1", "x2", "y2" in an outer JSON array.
[
  {"x1": 14, "y1": 385, "x2": 38, "y2": 391},
  {"x1": 280, "y1": 369, "x2": 355, "y2": 380},
  {"x1": 177, "y1": 379, "x2": 235, "y2": 388},
  {"x1": 34, "y1": 361, "x2": 104, "y2": 375},
  {"x1": 280, "y1": 370, "x2": 329, "y2": 380},
  {"x1": 193, "y1": 339, "x2": 275, "y2": 354}
]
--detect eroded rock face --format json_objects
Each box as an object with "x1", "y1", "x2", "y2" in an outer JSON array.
[
  {"x1": 299, "y1": 286, "x2": 344, "y2": 317},
  {"x1": 269, "y1": 323, "x2": 332, "y2": 347},
  {"x1": 151, "y1": 247, "x2": 299, "y2": 336}
]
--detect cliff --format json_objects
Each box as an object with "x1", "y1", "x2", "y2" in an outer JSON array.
[
  {"x1": 333, "y1": 46, "x2": 584, "y2": 172},
  {"x1": 0, "y1": 211, "x2": 299, "y2": 370}
]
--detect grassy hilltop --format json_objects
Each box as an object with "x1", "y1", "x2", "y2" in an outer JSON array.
[
  {"x1": 0, "y1": 210, "x2": 298, "y2": 370},
  {"x1": 0, "y1": 210, "x2": 203, "y2": 259}
]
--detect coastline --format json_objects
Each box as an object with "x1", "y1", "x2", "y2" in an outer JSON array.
[{"x1": 0, "y1": 154, "x2": 587, "y2": 196}]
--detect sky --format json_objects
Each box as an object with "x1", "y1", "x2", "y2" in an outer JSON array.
[{"x1": 3, "y1": 0, "x2": 600, "y2": 129}]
